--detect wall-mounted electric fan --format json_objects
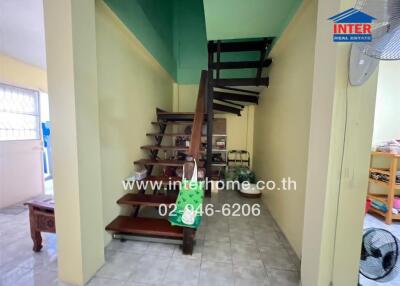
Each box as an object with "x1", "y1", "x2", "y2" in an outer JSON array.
[
  {"x1": 349, "y1": 0, "x2": 400, "y2": 86},
  {"x1": 359, "y1": 228, "x2": 400, "y2": 285}
]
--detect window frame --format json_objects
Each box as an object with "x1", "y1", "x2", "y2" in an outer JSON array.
[{"x1": 0, "y1": 82, "x2": 42, "y2": 142}]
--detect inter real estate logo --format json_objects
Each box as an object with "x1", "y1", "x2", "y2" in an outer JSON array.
[{"x1": 328, "y1": 8, "x2": 376, "y2": 42}]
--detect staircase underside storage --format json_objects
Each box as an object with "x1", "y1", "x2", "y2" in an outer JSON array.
[{"x1": 106, "y1": 39, "x2": 273, "y2": 255}]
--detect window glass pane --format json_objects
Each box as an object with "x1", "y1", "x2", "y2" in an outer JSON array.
[{"x1": 0, "y1": 83, "x2": 40, "y2": 141}]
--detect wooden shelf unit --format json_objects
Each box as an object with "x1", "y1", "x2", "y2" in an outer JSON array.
[{"x1": 367, "y1": 151, "x2": 400, "y2": 224}]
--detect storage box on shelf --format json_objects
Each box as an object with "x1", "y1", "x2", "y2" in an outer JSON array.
[{"x1": 367, "y1": 151, "x2": 400, "y2": 224}]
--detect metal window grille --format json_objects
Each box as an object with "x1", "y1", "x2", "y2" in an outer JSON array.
[{"x1": 0, "y1": 83, "x2": 40, "y2": 141}]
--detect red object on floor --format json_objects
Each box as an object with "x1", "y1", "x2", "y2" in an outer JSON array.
[{"x1": 365, "y1": 198, "x2": 372, "y2": 214}]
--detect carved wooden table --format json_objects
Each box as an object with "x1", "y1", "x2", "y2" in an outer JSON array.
[{"x1": 24, "y1": 198, "x2": 55, "y2": 252}]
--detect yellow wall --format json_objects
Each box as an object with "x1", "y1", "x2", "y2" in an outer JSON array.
[
  {"x1": 301, "y1": 0, "x2": 379, "y2": 284},
  {"x1": 372, "y1": 61, "x2": 400, "y2": 145},
  {"x1": 174, "y1": 84, "x2": 254, "y2": 162},
  {"x1": 0, "y1": 54, "x2": 47, "y2": 91},
  {"x1": 220, "y1": 107, "x2": 254, "y2": 158},
  {"x1": 95, "y1": 1, "x2": 174, "y2": 245},
  {"x1": 174, "y1": 84, "x2": 198, "y2": 112},
  {"x1": 252, "y1": 0, "x2": 317, "y2": 257},
  {"x1": 44, "y1": 0, "x2": 105, "y2": 284}
]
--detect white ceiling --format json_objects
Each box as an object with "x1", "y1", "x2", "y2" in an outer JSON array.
[{"x1": 0, "y1": 0, "x2": 46, "y2": 68}]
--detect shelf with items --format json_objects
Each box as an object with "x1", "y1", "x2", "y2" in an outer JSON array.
[
  {"x1": 367, "y1": 151, "x2": 400, "y2": 224},
  {"x1": 371, "y1": 151, "x2": 400, "y2": 158},
  {"x1": 212, "y1": 163, "x2": 227, "y2": 167},
  {"x1": 369, "y1": 167, "x2": 391, "y2": 176},
  {"x1": 368, "y1": 178, "x2": 400, "y2": 190},
  {"x1": 209, "y1": 119, "x2": 227, "y2": 180},
  {"x1": 167, "y1": 118, "x2": 228, "y2": 179},
  {"x1": 368, "y1": 194, "x2": 387, "y2": 204}
]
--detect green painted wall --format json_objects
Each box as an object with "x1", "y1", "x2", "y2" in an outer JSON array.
[
  {"x1": 174, "y1": 0, "x2": 208, "y2": 84},
  {"x1": 104, "y1": 0, "x2": 207, "y2": 84},
  {"x1": 103, "y1": 0, "x2": 301, "y2": 84},
  {"x1": 137, "y1": 0, "x2": 174, "y2": 54},
  {"x1": 203, "y1": 0, "x2": 302, "y2": 40},
  {"x1": 172, "y1": 1, "x2": 260, "y2": 82}
]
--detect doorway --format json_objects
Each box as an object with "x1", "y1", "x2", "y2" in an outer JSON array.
[
  {"x1": 360, "y1": 61, "x2": 400, "y2": 286},
  {"x1": 39, "y1": 91, "x2": 53, "y2": 195},
  {"x1": 0, "y1": 83, "x2": 46, "y2": 209}
]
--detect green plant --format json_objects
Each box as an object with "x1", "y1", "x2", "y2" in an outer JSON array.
[{"x1": 232, "y1": 167, "x2": 256, "y2": 184}]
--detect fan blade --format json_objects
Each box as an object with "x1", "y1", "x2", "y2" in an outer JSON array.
[{"x1": 366, "y1": 26, "x2": 400, "y2": 59}]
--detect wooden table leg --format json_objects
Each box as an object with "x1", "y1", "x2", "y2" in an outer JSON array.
[
  {"x1": 31, "y1": 229, "x2": 43, "y2": 252},
  {"x1": 182, "y1": 227, "x2": 195, "y2": 255},
  {"x1": 25, "y1": 199, "x2": 55, "y2": 252},
  {"x1": 28, "y1": 206, "x2": 43, "y2": 252}
]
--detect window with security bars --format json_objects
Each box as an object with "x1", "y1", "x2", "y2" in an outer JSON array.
[{"x1": 0, "y1": 83, "x2": 40, "y2": 141}]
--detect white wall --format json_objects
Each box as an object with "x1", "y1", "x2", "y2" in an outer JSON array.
[
  {"x1": 95, "y1": 1, "x2": 174, "y2": 245},
  {"x1": 0, "y1": 140, "x2": 44, "y2": 208},
  {"x1": 372, "y1": 61, "x2": 400, "y2": 145},
  {"x1": 252, "y1": 0, "x2": 317, "y2": 257},
  {"x1": 0, "y1": 55, "x2": 47, "y2": 208}
]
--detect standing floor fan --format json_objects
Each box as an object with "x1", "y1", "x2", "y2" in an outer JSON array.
[{"x1": 359, "y1": 228, "x2": 400, "y2": 285}]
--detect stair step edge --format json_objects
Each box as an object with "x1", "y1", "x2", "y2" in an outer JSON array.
[
  {"x1": 105, "y1": 216, "x2": 194, "y2": 239},
  {"x1": 117, "y1": 193, "x2": 177, "y2": 206},
  {"x1": 133, "y1": 159, "x2": 186, "y2": 166}
]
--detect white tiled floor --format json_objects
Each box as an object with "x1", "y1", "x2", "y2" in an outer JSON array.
[
  {"x1": 360, "y1": 214, "x2": 400, "y2": 286},
  {"x1": 0, "y1": 190, "x2": 301, "y2": 286}
]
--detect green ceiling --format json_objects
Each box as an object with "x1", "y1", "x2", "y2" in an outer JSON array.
[
  {"x1": 203, "y1": 0, "x2": 302, "y2": 40},
  {"x1": 103, "y1": 0, "x2": 302, "y2": 84}
]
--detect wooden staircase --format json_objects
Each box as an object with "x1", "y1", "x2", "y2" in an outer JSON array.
[
  {"x1": 106, "y1": 194, "x2": 186, "y2": 240},
  {"x1": 105, "y1": 72, "x2": 208, "y2": 255},
  {"x1": 105, "y1": 39, "x2": 273, "y2": 254},
  {"x1": 204, "y1": 38, "x2": 273, "y2": 186},
  {"x1": 206, "y1": 38, "x2": 273, "y2": 116}
]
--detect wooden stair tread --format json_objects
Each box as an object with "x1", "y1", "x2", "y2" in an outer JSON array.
[
  {"x1": 152, "y1": 121, "x2": 193, "y2": 125},
  {"x1": 146, "y1": 133, "x2": 206, "y2": 137},
  {"x1": 117, "y1": 193, "x2": 177, "y2": 206},
  {"x1": 141, "y1": 145, "x2": 189, "y2": 151},
  {"x1": 210, "y1": 59, "x2": 272, "y2": 70},
  {"x1": 151, "y1": 121, "x2": 207, "y2": 126},
  {"x1": 213, "y1": 103, "x2": 241, "y2": 116},
  {"x1": 157, "y1": 112, "x2": 208, "y2": 122},
  {"x1": 157, "y1": 112, "x2": 197, "y2": 115},
  {"x1": 208, "y1": 39, "x2": 273, "y2": 53},
  {"x1": 213, "y1": 91, "x2": 259, "y2": 103},
  {"x1": 141, "y1": 145, "x2": 206, "y2": 152},
  {"x1": 213, "y1": 77, "x2": 269, "y2": 87},
  {"x1": 142, "y1": 175, "x2": 181, "y2": 182},
  {"x1": 106, "y1": 216, "x2": 190, "y2": 238},
  {"x1": 134, "y1": 159, "x2": 186, "y2": 166}
]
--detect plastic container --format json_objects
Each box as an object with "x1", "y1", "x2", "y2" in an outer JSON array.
[
  {"x1": 135, "y1": 169, "x2": 147, "y2": 180},
  {"x1": 394, "y1": 197, "x2": 400, "y2": 209},
  {"x1": 365, "y1": 198, "x2": 372, "y2": 214},
  {"x1": 240, "y1": 183, "x2": 262, "y2": 198},
  {"x1": 389, "y1": 144, "x2": 400, "y2": 154}
]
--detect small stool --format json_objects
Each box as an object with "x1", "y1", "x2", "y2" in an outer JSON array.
[{"x1": 24, "y1": 198, "x2": 55, "y2": 252}]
